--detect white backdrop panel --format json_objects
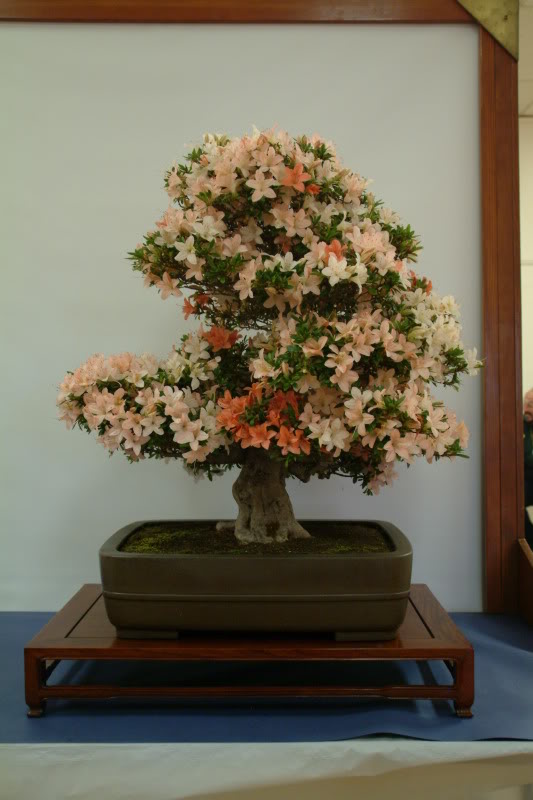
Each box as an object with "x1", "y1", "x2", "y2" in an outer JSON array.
[{"x1": 0, "y1": 23, "x2": 481, "y2": 611}]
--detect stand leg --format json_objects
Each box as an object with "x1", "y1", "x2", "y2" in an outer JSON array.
[
  {"x1": 25, "y1": 651, "x2": 46, "y2": 718},
  {"x1": 453, "y1": 651, "x2": 474, "y2": 718},
  {"x1": 27, "y1": 702, "x2": 47, "y2": 718}
]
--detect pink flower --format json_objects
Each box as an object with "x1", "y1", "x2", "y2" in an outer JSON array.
[
  {"x1": 221, "y1": 234, "x2": 248, "y2": 258},
  {"x1": 122, "y1": 429, "x2": 149, "y2": 457},
  {"x1": 302, "y1": 336, "x2": 328, "y2": 358},
  {"x1": 140, "y1": 414, "x2": 165, "y2": 436},
  {"x1": 246, "y1": 172, "x2": 278, "y2": 202},
  {"x1": 172, "y1": 419, "x2": 209, "y2": 450},
  {"x1": 344, "y1": 397, "x2": 374, "y2": 437},
  {"x1": 299, "y1": 265, "x2": 321, "y2": 295},
  {"x1": 157, "y1": 272, "x2": 182, "y2": 300},
  {"x1": 254, "y1": 146, "x2": 284, "y2": 173},
  {"x1": 331, "y1": 369, "x2": 359, "y2": 393},
  {"x1": 384, "y1": 430, "x2": 416, "y2": 463},
  {"x1": 325, "y1": 345, "x2": 354, "y2": 375},
  {"x1": 122, "y1": 411, "x2": 144, "y2": 437},
  {"x1": 263, "y1": 288, "x2": 287, "y2": 313},
  {"x1": 525, "y1": 389, "x2": 533, "y2": 422}
]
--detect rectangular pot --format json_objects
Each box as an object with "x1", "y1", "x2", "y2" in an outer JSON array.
[{"x1": 99, "y1": 520, "x2": 413, "y2": 640}]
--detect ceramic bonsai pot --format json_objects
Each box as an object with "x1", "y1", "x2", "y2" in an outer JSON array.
[{"x1": 99, "y1": 519, "x2": 412, "y2": 640}]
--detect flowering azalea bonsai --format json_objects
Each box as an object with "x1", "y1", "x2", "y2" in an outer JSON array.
[{"x1": 57, "y1": 128, "x2": 480, "y2": 545}]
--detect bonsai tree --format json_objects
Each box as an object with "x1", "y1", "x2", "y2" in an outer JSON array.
[{"x1": 57, "y1": 128, "x2": 480, "y2": 544}]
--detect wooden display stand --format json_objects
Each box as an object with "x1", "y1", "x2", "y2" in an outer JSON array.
[{"x1": 24, "y1": 583, "x2": 474, "y2": 718}]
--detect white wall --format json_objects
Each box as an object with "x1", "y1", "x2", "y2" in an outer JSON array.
[
  {"x1": 521, "y1": 118, "x2": 533, "y2": 396},
  {"x1": 0, "y1": 23, "x2": 482, "y2": 611}
]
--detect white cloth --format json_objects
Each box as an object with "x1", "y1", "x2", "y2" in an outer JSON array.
[{"x1": 2, "y1": 742, "x2": 533, "y2": 800}]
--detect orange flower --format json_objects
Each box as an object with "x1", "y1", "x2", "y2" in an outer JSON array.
[
  {"x1": 408, "y1": 271, "x2": 432, "y2": 295},
  {"x1": 277, "y1": 425, "x2": 295, "y2": 454},
  {"x1": 183, "y1": 298, "x2": 196, "y2": 319},
  {"x1": 233, "y1": 423, "x2": 251, "y2": 444},
  {"x1": 203, "y1": 326, "x2": 240, "y2": 352},
  {"x1": 195, "y1": 294, "x2": 210, "y2": 307},
  {"x1": 267, "y1": 408, "x2": 282, "y2": 427},
  {"x1": 324, "y1": 239, "x2": 345, "y2": 261},
  {"x1": 277, "y1": 426, "x2": 311, "y2": 456},
  {"x1": 239, "y1": 423, "x2": 276, "y2": 450},
  {"x1": 305, "y1": 183, "x2": 320, "y2": 195},
  {"x1": 216, "y1": 408, "x2": 241, "y2": 430},
  {"x1": 295, "y1": 430, "x2": 311, "y2": 455},
  {"x1": 216, "y1": 391, "x2": 247, "y2": 430},
  {"x1": 278, "y1": 235, "x2": 293, "y2": 253},
  {"x1": 247, "y1": 383, "x2": 264, "y2": 405},
  {"x1": 217, "y1": 390, "x2": 235, "y2": 410},
  {"x1": 281, "y1": 162, "x2": 311, "y2": 192},
  {"x1": 269, "y1": 389, "x2": 300, "y2": 416}
]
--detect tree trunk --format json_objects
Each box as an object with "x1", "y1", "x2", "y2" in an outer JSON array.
[{"x1": 216, "y1": 450, "x2": 311, "y2": 544}]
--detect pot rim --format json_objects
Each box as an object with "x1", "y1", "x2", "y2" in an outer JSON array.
[{"x1": 99, "y1": 519, "x2": 413, "y2": 561}]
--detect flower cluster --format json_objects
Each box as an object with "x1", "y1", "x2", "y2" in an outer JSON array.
[
  {"x1": 58, "y1": 128, "x2": 481, "y2": 491},
  {"x1": 525, "y1": 388, "x2": 533, "y2": 423},
  {"x1": 57, "y1": 341, "x2": 227, "y2": 465},
  {"x1": 216, "y1": 385, "x2": 311, "y2": 456}
]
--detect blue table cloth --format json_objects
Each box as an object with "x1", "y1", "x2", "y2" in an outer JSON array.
[{"x1": 1, "y1": 611, "x2": 532, "y2": 743}]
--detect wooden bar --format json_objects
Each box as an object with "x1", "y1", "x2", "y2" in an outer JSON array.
[
  {"x1": 0, "y1": 0, "x2": 473, "y2": 24},
  {"x1": 39, "y1": 684, "x2": 458, "y2": 700},
  {"x1": 480, "y1": 30, "x2": 523, "y2": 612},
  {"x1": 24, "y1": 584, "x2": 474, "y2": 718}
]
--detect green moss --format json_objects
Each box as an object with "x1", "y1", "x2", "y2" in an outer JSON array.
[{"x1": 120, "y1": 521, "x2": 393, "y2": 556}]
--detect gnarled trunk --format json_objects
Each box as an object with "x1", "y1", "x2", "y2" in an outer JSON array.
[{"x1": 216, "y1": 450, "x2": 311, "y2": 544}]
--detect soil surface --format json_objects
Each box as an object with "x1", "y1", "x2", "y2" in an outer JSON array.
[{"x1": 120, "y1": 521, "x2": 394, "y2": 556}]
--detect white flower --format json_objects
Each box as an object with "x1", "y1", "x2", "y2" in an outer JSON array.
[
  {"x1": 251, "y1": 349, "x2": 278, "y2": 380},
  {"x1": 379, "y1": 207, "x2": 401, "y2": 227},
  {"x1": 321, "y1": 254, "x2": 351, "y2": 286},
  {"x1": 183, "y1": 335, "x2": 210, "y2": 363},
  {"x1": 174, "y1": 236, "x2": 198, "y2": 265},
  {"x1": 348, "y1": 261, "x2": 368, "y2": 292},
  {"x1": 465, "y1": 348, "x2": 481, "y2": 375},
  {"x1": 193, "y1": 215, "x2": 225, "y2": 241},
  {"x1": 165, "y1": 352, "x2": 187, "y2": 382}
]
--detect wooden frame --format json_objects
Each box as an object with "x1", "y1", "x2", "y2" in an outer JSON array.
[
  {"x1": 24, "y1": 583, "x2": 475, "y2": 718},
  {"x1": 1, "y1": 0, "x2": 522, "y2": 612}
]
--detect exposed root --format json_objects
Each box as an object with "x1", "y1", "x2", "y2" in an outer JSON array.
[{"x1": 215, "y1": 521, "x2": 235, "y2": 533}]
